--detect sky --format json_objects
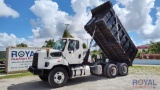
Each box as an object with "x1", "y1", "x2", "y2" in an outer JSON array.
[{"x1": 0, "y1": 0, "x2": 160, "y2": 51}]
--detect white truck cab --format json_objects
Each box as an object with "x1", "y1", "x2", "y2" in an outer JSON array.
[
  {"x1": 29, "y1": 38, "x2": 93, "y2": 87},
  {"x1": 60, "y1": 38, "x2": 84, "y2": 64},
  {"x1": 35, "y1": 38, "x2": 84, "y2": 69}
]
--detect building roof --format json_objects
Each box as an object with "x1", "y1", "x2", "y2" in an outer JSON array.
[{"x1": 137, "y1": 45, "x2": 150, "y2": 49}]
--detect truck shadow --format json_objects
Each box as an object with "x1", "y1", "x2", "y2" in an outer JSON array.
[
  {"x1": 7, "y1": 75, "x2": 109, "y2": 90},
  {"x1": 66, "y1": 75, "x2": 107, "y2": 86},
  {"x1": 7, "y1": 80, "x2": 52, "y2": 90}
]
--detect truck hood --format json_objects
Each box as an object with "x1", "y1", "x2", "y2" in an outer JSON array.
[{"x1": 36, "y1": 49, "x2": 61, "y2": 53}]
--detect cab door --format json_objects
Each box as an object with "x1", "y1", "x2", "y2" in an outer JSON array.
[{"x1": 65, "y1": 40, "x2": 83, "y2": 64}]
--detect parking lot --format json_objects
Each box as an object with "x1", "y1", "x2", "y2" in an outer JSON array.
[{"x1": 0, "y1": 66, "x2": 160, "y2": 90}]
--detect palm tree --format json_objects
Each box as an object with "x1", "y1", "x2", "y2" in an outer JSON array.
[
  {"x1": 62, "y1": 24, "x2": 73, "y2": 38},
  {"x1": 43, "y1": 39, "x2": 54, "y2": 47},
  {"x1": 62, "y1": 29, "x2": 73, "y2": 38}
]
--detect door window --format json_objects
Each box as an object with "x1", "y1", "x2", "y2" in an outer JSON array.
[
  {"x1": 68, "y1": 40, "x2": 79, "y2": 51},
  {"x1": 75, "y1": 40, "x2": 79, "y2": 50}
]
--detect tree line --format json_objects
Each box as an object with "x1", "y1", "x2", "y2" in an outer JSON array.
[{"x1": 136, "y1": 41, "x2": 160, "y2": 58}]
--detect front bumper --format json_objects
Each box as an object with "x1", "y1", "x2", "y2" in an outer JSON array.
[{"x1": 28, "y1": 66, "x2": 43, "y2": 75}]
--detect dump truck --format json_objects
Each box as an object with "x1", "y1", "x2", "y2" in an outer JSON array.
[{"x1": 28, "y1": 1, "x2": 138, "y2": 88}]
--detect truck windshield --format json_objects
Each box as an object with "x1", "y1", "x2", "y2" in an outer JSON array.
[{"x1": 53, "y1": 39, "x2": 67, "y2": 51}]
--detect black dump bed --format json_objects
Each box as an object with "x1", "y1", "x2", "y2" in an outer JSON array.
[{"x1": 84, "y1": 1, "x2": 138, "y2": 66}]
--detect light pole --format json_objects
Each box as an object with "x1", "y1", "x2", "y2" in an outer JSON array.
[{"x1": 65, "y1": 24, "x2": 70, "y2": 30}]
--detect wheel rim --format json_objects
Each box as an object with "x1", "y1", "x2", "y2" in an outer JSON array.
[
  {"x1": 111, "y1": 67, "x2": 117, "y2": 76},
  {"x1": 122, "y1": 65, "x2": 127, "y2": 74},
  {"x1": 54, "y1": 72, "x2": 65, "y2": 84}
]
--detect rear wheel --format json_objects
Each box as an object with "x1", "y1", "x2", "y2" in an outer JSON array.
[
  {"x1": 39, "y1": 75, "x2": 48, "y2": 81},
  {"x1": 48, "y1": 67, "x2": 68, "y2": 88},
  {"x1": 104, "y1": 64, "x2": 117, "y2": 78},
  {"x1": 103, "y1": 63, "x2": 110, "y2": 77},
  {"x1": 117, "y1": 63, "x2": 128, "y2": 76}
]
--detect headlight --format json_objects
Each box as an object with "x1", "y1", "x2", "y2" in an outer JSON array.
[{"x1": 50, "y1": 52, "x2": 62, "y2": 57}]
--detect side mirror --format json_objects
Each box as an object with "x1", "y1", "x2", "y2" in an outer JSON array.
[{"x1": 69, "y1": 50, "x2": 74, "y2": 54}]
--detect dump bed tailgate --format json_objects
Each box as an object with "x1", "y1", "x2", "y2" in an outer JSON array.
[{"x1": 84, "y1": 1, "x2": 138, "y2": 66}]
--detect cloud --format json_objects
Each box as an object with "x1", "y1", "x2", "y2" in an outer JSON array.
[
  {"x1": 0, "y1": 0, "x2": 19, "y2": 18},
  {"x1": 113, "y1": 0, "x2": 155, "y2": 31},
  {"x1": 0, "y1": 32, "x2": 47, "y2": 51},
  {"x1": 1, "y1": 0, "x2": 160, "y2": 50},
  {"x1": 113, "y1": 0, "x2": 160, "y2": 45},
  {"x1": 0, "y1": 33, "x2": 25, "y2": 51},
  {"x1": 138, "y1": 7, "x2": 160, "y2": 45},
  {"x1": 30, "y1": 0, "x2": 69, "y2": 39},
  {"x1": 145, "y1": 7, "x2": 160, "y2": 39},
  {"x1": 28, "y1": 0, "x2": 160, "y2": 47},
  {"x1": 29, "y1": 0, "x2": 105, "y2": 42}
]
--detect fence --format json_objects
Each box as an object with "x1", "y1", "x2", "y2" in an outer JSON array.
[{"x1": 142, "y1": 54, "x2": 160, "y2": 59}]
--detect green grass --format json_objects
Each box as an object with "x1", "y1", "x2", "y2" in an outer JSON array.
[
  {"x1": 0, "y1": 72, "x2": 33, "y2": 79},
  {"x1": 129, "y1": 66, "x2": 160, "y2": 75}
]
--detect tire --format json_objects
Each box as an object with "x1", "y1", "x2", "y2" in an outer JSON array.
[
  {"x1": 118, "y1": 63, "x2": 128, "y2": 76},
  {"x1": 116, "y1": 63, "x2": 121, "y2": 75},
  {"x1": 103, "y1": 63, "x2": 110, "y2": 77},
  {"x1": 39, "y1": 75, "x2": 48, "y2": 81},
  {"x1": 104, "y1": 64, "x2": 117, "y2": 78},
  {"x1": 48, "y1": 67, "x2": 68, "y2": 88}
]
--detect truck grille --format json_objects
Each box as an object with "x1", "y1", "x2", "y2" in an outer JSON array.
[{"x1": 32, "y1": 53, "x2": 38, "y2": 68}]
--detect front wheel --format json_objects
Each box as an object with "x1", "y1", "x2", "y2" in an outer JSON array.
[{"x1": 48, "y1": 67, "x2": 68, "y2": 88}]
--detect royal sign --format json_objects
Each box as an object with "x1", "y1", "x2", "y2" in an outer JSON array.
[
  {"x1": 132, "y1": 79, "x2": 157, "y2": 89},
  {"x1": 6, "y1": 47, "x2": 44, "y2": 73},
  {"x1": 11, "y1": 51, "x2": 34, "y2": 60}
]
